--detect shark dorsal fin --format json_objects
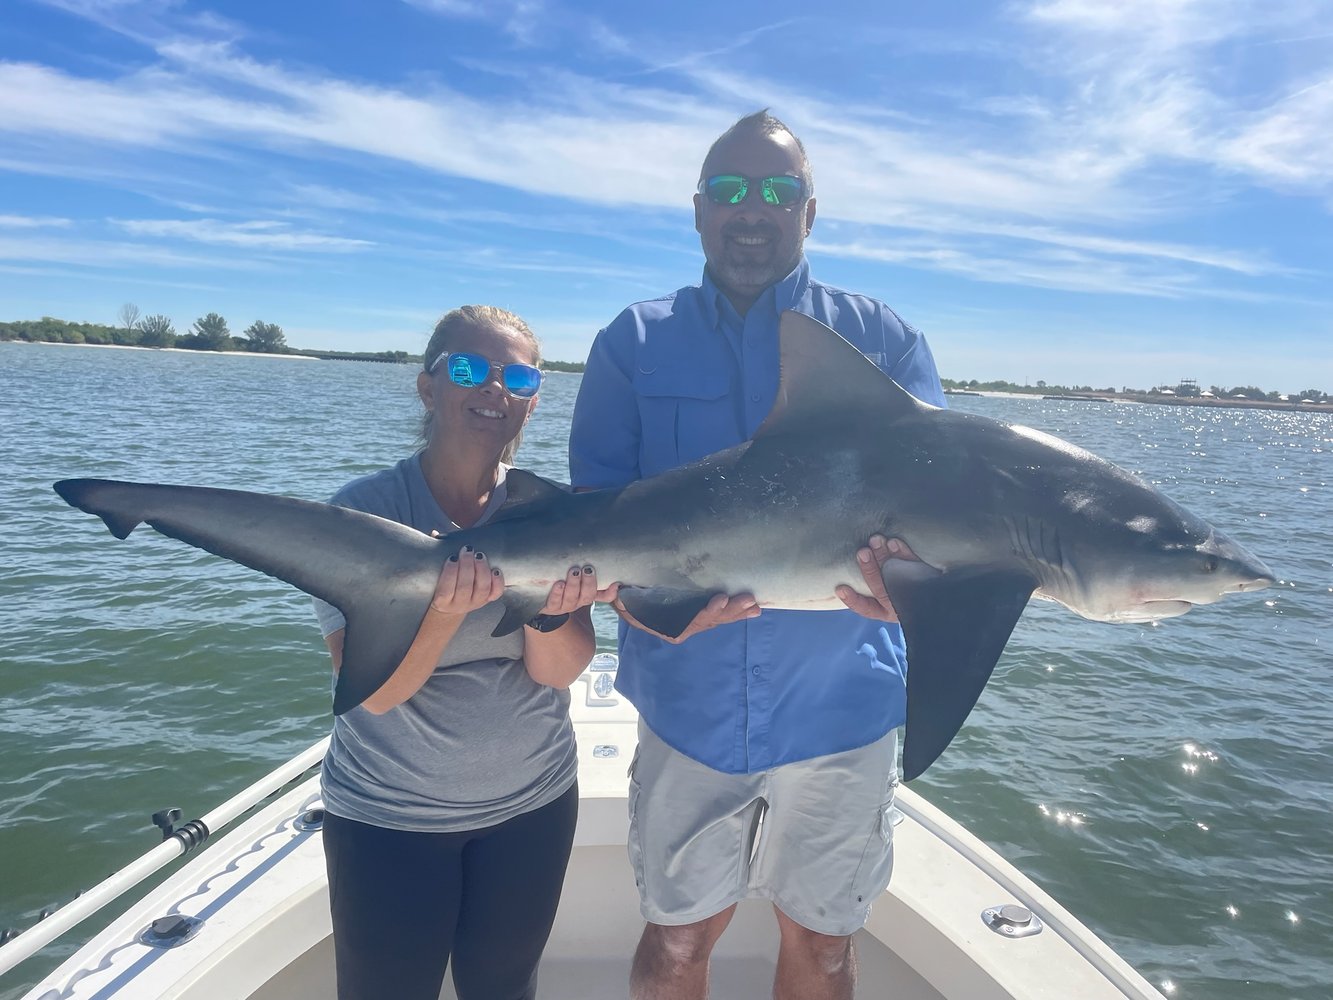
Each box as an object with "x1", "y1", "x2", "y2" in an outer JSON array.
[
  {"x1": 755, "y1": 311, "x2": 934, "y2": 439},
  {"x1": 490, "y1": 468, "x2": 569, "y2": 523}
]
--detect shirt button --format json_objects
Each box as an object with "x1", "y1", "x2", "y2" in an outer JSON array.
[
  {"x1": 752, "y1": 666, "x2": 761, "y2": 675},
  {"x1": 749, "y1": 392, "x2": 760, "y2": 402}
]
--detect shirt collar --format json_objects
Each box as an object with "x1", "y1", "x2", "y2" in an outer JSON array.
[{"x1": 700, "y1": 256, "x2": 811, "y2": 330}]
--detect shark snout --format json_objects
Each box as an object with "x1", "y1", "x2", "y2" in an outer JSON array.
[
  {"x1": 1206, "y1": 534, "x2": 1275, "y2": 596},
  {"x1": 1225, "y1": 573, "x2": 1274, "y2": 594}
]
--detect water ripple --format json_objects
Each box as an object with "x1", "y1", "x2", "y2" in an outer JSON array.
[{"x1": 2, "y1": 347, "x2": 1330, "y2": 999}]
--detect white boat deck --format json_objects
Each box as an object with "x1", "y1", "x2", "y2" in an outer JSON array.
[{"x1": 11, "y1": 663, "x2": 1165, "y2": 999}]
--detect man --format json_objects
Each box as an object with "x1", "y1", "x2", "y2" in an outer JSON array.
[{"x1": 569, "y1": 110, "x2": 947, "y2": 1000}]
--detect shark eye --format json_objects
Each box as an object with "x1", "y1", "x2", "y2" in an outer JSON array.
[{"x1": 1203, "y1": 555, "x2": 1219, "y2": 573}]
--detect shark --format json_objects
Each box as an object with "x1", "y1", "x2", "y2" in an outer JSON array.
[{"x1": 53, "y1": 311, "x2": 1275, "y2": 780}]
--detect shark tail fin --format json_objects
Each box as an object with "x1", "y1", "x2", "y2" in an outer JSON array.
[{"x1": 54, "y1": 479, "x2": 143, "y2": 539}]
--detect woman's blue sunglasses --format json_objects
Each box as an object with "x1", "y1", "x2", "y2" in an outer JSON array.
[
  {"x1": 427, "y1": 351, "x2": 543, "y2": 399},
  {"x1": 699, "y1": 174, "x2": 805, "y2": 207}
]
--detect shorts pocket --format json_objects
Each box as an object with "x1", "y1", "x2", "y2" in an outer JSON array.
[
  {"x1": 626, "y1": 767, "x2": 646, "y2": 893},
  {"x1": 847, "y1": 800, "x2": 896, "y2": 908}
]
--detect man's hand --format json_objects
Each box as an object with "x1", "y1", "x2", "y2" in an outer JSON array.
[
  {"x1": 614, "y1": 591, "x2": 760, "y2": 644},
  {"x1": 835, "y1": 535, "x2": 918, "y2": 623}
]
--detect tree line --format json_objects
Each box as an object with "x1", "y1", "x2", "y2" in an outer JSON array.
[
  {"x1": 0, "y1": 306, "x2": 567, "y2": 368},
  {"x1": 0, "y1": 304, "x2": 289, "y2": 354},
  {"x1": 942, "y1": 376, "x2": 1327, "y2": 405}
]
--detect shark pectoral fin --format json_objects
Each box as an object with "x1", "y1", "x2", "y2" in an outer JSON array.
[
  {"x1": 492, "y1": 588, "x2": 551, "y2": 637},
  {"x1": 885, "y1": 567, "x2": 1037, "y2": 781},
  {"x1": 617, "y1": 587, "x2": 715, "y2": 640}
]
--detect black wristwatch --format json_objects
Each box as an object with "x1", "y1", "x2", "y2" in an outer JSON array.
[{"x1": 525, "y1": 612, "x2": 571, "y2": 633}]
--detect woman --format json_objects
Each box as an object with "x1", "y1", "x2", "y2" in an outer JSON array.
[{"x1": 311, "y1": 305, "x2": 610, "y2": 1000}]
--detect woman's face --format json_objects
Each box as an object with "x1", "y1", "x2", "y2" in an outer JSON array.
[{"x1": 416, "y1": 322, "x2": 539, "y2": 451}]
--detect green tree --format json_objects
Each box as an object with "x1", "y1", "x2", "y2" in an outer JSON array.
[
  {"x1": 1297, "y1": 388, "x2": 1326, "y2": 402},
  {"x1": 139, "y1": 314, "x2": 177, "y2": 348},
  {"x1": 191, "y1": 313, "x2": 232, "y2": 351},
  {"x1": 243, "y1": 320, "x2": 287, "y2": 353}
]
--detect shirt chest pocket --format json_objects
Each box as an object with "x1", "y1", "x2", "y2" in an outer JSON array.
[{"x1": 634, "y1": 369, "x2": 737, "y2": 477}]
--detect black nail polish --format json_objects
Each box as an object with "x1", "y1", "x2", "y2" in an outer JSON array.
[
  {"x1": 448, "y1": 554, "x2": 458, "y2": 563},
  {"x1": 571, "y1": 568, "x2": 581, "y2": 576},
  {"x1": 583, "y1": 565, "x2": 593, "y2": 574},
  {"x1": 474, "y1": 551, "x2": 485, "y2": 560}
]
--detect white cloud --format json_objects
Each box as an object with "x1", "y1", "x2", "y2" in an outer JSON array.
[
  {"x1": 281, "y1": 184, "x2": 382, "y2": 213},
  {"x1": 2, "y1": 0, "x2": 1328, "y2": 323},
  {"x1": 0, "y1": 215, "x2": 72, "y2": 228},
  {"x1": 0, "y1": 261, "x2": 225, "y2": 292},
  {"x1": 399, "y1": 0, "x2": 549, "y2": 46},
  {"x1": 1013, "y1": 0, "x2": 1333, "y2": 193},
  {"x1": 111, "y1": 218, "x2": 373, "y2": 251},
  {"x1": 0, "y1": 234, "x2": 260, "y2": 270},
  {"x1": 1218, "y1": 78, "x2": 1333, "y2": 186},
  {"x1": 400, "y1": 0, "x2": 482, "y2": 14}
]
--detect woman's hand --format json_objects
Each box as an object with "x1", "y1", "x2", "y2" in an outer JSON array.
[
  {"x1": 524, "y1": 563, "x2": 612, "y2": 689},
  {"x1": 429, "y1": 546, "x2": 505, "y2": 617},
  {"x1": 539, "y1": 564, "x2": 620, "y2": 615}
]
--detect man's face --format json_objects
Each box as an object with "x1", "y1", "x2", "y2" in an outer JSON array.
[{"x1": 694, "y1": 129, "x2": 816, "y2": 312}]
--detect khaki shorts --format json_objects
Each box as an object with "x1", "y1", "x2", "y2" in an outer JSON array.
[{"x1": 627, "y1": 720, "x2": 899, "y2": 936}]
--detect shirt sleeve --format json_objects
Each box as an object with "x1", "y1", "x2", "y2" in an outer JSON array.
[
  {"x1": 887, "y1": 318, "x2": 948, "y2": 409},
  {"x1": 312, "y1": 595, "x2": 345, "y2": 639},
  {"x1": 569, "y1": 317, "x2": 643, "y2": 489}
]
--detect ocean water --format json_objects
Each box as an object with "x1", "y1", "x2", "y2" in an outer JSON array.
[{"x1": 0, "y1": 341, "x2": 1329, "y2": 998}]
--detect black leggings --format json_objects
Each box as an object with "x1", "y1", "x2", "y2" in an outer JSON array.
[{"x1": 323, "y1": 783, "x2": 578, "y2": 1000}]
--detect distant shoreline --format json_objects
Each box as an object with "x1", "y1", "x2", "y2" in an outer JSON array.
[
  {"x1": 6, "y1": 338, "x2": 590, "y2": 369},
  {"x1": 21, "y1": 339, "x2": 319, "y2": 361},
  {"x1": 946, "y1": 387, "x2": 1333, "y2": 414},
  {"x1": 9, "y1": 341, "x2": 1326, "y2": 410}
]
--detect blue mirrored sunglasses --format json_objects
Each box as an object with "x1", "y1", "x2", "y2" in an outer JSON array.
[
  {"x1": 699, "y1": 174, "x2": 805, "y2": 207},
  {"x1": 427, "y1": 351, "x2": 543, "y2": 398}
]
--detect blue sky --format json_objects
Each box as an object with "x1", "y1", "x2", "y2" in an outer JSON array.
[{"x1": 2, "y1": 0, "x2": 1330, "y2": 392}]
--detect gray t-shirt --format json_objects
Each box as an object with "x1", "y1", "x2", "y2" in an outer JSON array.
[{"x1": 313, "y1": 453, "x2": 577, "y2": 832}]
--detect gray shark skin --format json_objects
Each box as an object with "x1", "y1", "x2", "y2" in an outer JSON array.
[{"x1": 52, "y1": 311, "x2": 1275, "y2": 780}]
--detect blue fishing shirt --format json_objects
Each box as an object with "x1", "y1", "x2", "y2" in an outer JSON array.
[{"x1": 569, "y1": 258, "x2": 947, "y2": 774}]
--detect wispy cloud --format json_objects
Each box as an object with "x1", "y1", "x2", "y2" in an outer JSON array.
[
  {"x1": 399, "y1": 0, "x2": 550, "y2": 46},
  {"x1": 0, "y1": 233, "x2": 261, "y2": 270},
  {"x1": 0, "y1": 214, "x2": 73, "y2": 228},
  {"x1": 1014, "y1": 0, "x2": 1333, "y2": 194},
  {"x1": 2, "y1": 0, "x2": 1329, "y2": 388},
  {"x1": 0, "y1": 261, "x2": 225, "y2": 292},
  {"x1": 111, "y1": 218, "x2": 374, "y2": 251},
  {"x1": 280, "y1": 184, "x2": 383, "y2": 214}
]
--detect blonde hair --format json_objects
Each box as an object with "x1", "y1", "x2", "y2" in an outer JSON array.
[{"x1": 419, "y1": 305, "x2": 542, "y2": 464}]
